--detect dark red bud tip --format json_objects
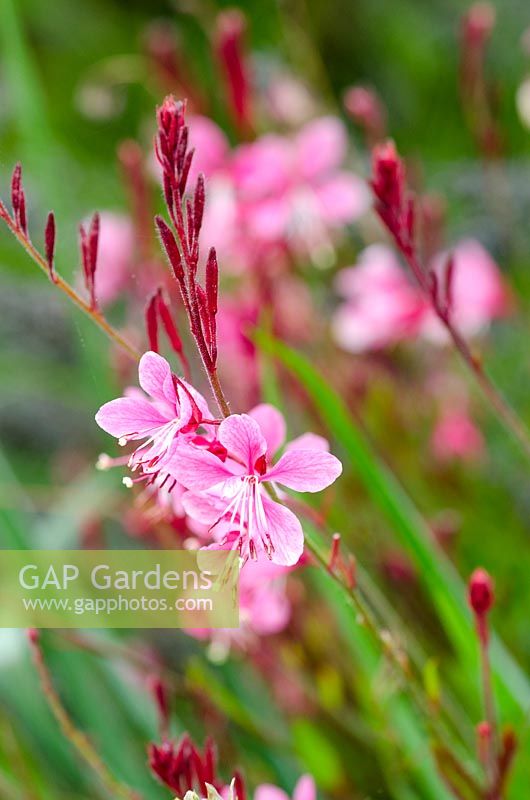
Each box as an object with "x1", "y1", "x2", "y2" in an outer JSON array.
[
  {"x1": 371, "y1": 140, "x2": 405, "y2": 208},
  {"x1": 27, "y1": 628, "x2": 40, "y2": 644},
  {"x1": 233, "y1": 771, "x2": 247, "y2": 800},
  {"x1": 373, "y1": 139, "x2": 400, "y2": 168},
  {"x1": 476, "y1": 720, "x2": 492, "y2": 764},
  {"x1": 468, "y1": 567, "x2": 494, "y2": 617},
  {"x1": 147, "y1": 675, "x2": 169, "y2": 723},
  {"x1": 476, "y1": 720, "x2": 492, "y2": 738},
  {"x1": 463, "y1": 3, "x2": 496, "y2": 45},
  {"x1": 44, "y1": 212, "x2": 57, "y2": 282}
]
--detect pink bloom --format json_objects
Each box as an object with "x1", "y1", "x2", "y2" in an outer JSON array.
[
  {"x1": 95, "y1": 351, "x2": 212, "y2": 473},
  {"x1": 91, "y1": 212, "x2": 134, "y2": 307},
  {"x1": 188, "y1": 559, "x2": 291, "y2": 653},
  {"x1": 188, "y1": 115, "x2": 230, "y2": 183},
  {"x1": 265, "y1": 73, "x2": 318, "y2": 126},
  {"x1": 422, "y1": 239, "x2": 509, "y2": 342},
  {"x1": 431, "y1": 409, "x2": 484, "y2": 462},
  {"x1": 169, "y1": 405, "x2": 342, "y2": 566},
  {"x1": 232, "y1": 117, "x2": 368, "y2": 253},
  {"x1": 255, "y1": 775, "x2": 316, "y2": 800},
  {"x1": 332, "y1": 245, "x2": 427, "y2": 352}
]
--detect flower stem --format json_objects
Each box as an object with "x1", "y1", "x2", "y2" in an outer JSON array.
[
  {"x1": 404, "y1": 244, "x2": 530, "y2": 461},
  {"x1": 28, "y1": 631, "x2": 143, "y2": 800},
  {"x1": 478, "y1": 630, "x2": 499, "y2": 792},
  {"x1": 208, "y1": 367, "x2": 231, "y2": 417},
  {"x1": 0, "y1": 204, "x2": 141, "y2": 361}
]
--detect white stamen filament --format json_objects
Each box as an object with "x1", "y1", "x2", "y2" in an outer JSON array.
[{"x1": 216, "y1": 475, "x2": 273, "y2": 559}]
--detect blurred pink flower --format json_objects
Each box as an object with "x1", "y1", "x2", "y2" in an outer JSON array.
[
  {"x1": 431, "y1": 409, "x2": 485, "y2": 462},
  {"x1": 95, "y1": 351, "x2": 211, "y2": 472},
  {"x1": 156, "y1": 113, "x2": 368, "y2": 270},
  {"x1": 216, "y1": 295, "x2": 260, "y2": 405},
  {"x1": 422, "y1": 239, "x2": 509, "y2": 342},
  {"x1": 332, "y1": 245, "x2": 427, "y2": 352},
  {"x1": 172, "y1": 405, "x2": 341, "y2": 566},
  {"x1": 188, "y1": 115, "x2": 230, "y2": 183},
  {"x1": 333, "y1": 240, "x2": 509, "y2": 353},
  {"x1": 92, "y1": 212, "x2": 134, "y2": 306},
  {"x1": 265, "y1": 73, "x2": 318, "y2": 126},
  {"x1": 255, "y1": 775, "x2": 316, "y2": 800},
  {"x1": 188, "y1": 558, "x2": 291, "y2": 652},
  {"x1": 231, "y1": 117, "x2": 368, "y2": 254}
]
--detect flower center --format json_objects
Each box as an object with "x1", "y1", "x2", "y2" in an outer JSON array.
[{"x1": 215, "y1": 474, "x2": 275, "y2": 561}]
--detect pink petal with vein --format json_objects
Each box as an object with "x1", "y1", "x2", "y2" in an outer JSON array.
[
  {"x1": 293, "y1": 775, "x2": 317, "y2": 800},
  {"x1": 249, "y1": 403, "x2": 286, "y2": 457},
  {"x1": 286, "y1": 432, "x2": 329, "y2": 452},
  {"x1": 261, "y1": 496, "x2": 304, "y2": 566},
  {"x1": 95, "y1": 397, "x2": 167, "y2": 438},
  {"x1": 168, "y1": 445, "x2": 237, "y2": 491},
  {"x1": 218, "y1": 414, "x2": 267, "y2": 468},
  {"x1": 265, "y1": 450, "x2": 342, "y2": 492}
]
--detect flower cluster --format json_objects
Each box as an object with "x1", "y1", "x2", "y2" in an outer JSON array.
[
  {"x1": 180, "y1": 113, "x2": 369, "y2": 270},
  {"x1": 332, "y1": 239, "x2": 508, "y2": 353},
  {"x1": 96, "y1": 351, "x2": 342, "y2": 568}
]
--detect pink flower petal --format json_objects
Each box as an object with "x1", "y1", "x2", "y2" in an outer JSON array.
[
  {"x1": 315, "y1": 173, "x2": 369, "y2": 225},
  {"x1": 188, "y1": 115, "x2": 229, "y2": 182},
  {"x1": 167, "y1": 445, "x2": 237, "y2": 491},
  {"x1": 255, "y1": 785, "x2": 290, "y2": 800},
  {"x1": 249, "y1": 403, "x2": 286, "y2": 457},
  {"x1": 95, "y1": 397, "x2": 168, "y2": 438},
  {"x1": 138, "y1": 351, "x2": 173, "y2": 403},
  {"x1": 265, "y1": 450, "x2": 342, "y2": 492},
  {"x1": 248, "y1": 585, "x2": 291, "y2": 635},
  {"x1": 295, "y1": 116, "x2": 347, "y2": 179},
  {"x1": 181, "y1": 491, "x2": 228, "y2": 526},
  {"x1": 286, "y1": 432, "x2": 329, "y2": 452},
  {"x1": 232, "y1": 136, "x2": 292, "y2": 198},
  {"x1": 94, "y1": 213, "x2": 133, "y2": 307},
  {"x1": 245, "y1": 196, "x2": 292, "y2": 241},
  {"x1": 262, "y1": 496, "x2": 304, "y2": 566},
  {"x1": 293, "y1": 775, "x2": 317, "y2": 800},
  {"x1": 181, "y1": 379, "x2": 212, "y2": 420},
  {"x1": 218, "y1": 414, "x2": 267, "y2": 469}
]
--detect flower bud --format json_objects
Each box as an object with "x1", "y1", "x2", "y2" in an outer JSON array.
[
  {"x1": 344, "y1": 86, "x2": 386, "y2": 144},
  {"x1": 476, "y1": 720, "x2": 492, "y2": 764},
  {"x1": 468, "y1": 568, "x2": 494, "y2": 617}
]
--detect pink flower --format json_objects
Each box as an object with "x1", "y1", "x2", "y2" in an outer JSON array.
[
  {"x1": 95, "y1": 351, "x2": 211, "y2": 473},
  {"x1": 187, "y1": 559, "x2": 291, "y2": 653},
  {"x1": 332, "y1": 240, "x2": 509, "y2": 353},
  {"x1": 232, "y1": 117, "x2": 368, "y2": 254},
  {"x1": 187, "y1": 115, "x2": 230, "y2": 183},
  {"x1": 89, "y1": 212, "x2": 134, "y2": 307},
  {"x1": 422, "y1": 239, "x2": 509, "y2": 342},
  {"x1": 431, "y1": 409, "x2": 484, "y2": 462},
  {"x1": 332, "y1": 245, "x2": 427, "y2": 352},
  {"x1": 169, "y1": 404, "x2": 342, "y2": 566},
  {"x1": 255, "y1": 775, "x2": 316, "y2": 800}
]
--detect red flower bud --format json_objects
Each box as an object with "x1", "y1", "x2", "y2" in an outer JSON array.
[
  {"x1": 468, "y1": 568, "x2": 494, "y2": 617},
  {"x1": 476, "y1": 720, "x2": 492, "y2": 764},
  {"x1": 462, "y1": 3, "x2": 495, "y2": 47}
]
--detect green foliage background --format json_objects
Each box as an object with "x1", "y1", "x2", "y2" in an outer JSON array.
[{"x1": 1, "y1": 1, "x2": 530, "y2": 798}]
